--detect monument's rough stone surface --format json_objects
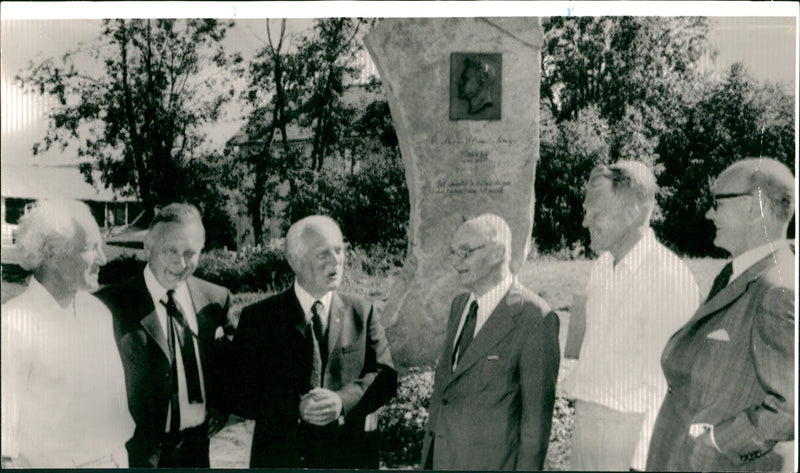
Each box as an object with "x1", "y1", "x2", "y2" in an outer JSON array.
[{"x1": 364, "y1": 18, "x2": 543, "y2": 367}]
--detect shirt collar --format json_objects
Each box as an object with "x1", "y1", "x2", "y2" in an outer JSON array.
[
  {"x1": 293, "y1": 280, "x2": 332, "y2": 324},
  {"x1": 472, "y1": 273, "x2": 514, "y2": 318},
  {"x1": 26, "y1": 275, "x2": 73, "y2": 317},
  {"x1": 730, "y1": 240, "x2": 789, "y2": 281},
  {"x1": 613, "y1": 227, "x2": 657, "y2": 274}
]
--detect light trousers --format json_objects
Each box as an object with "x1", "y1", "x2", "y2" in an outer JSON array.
[{"x1": 571, "y1": 399, "x2": 645, "y2": 471}]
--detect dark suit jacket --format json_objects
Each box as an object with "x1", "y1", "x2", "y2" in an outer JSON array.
[
  {"x1": 229, "y1": 287, "x2": 396, "y2": 468},
  {"x1": 421, "y1": 282, "x2": 561, "y2": 470},
  {"x1": 647, "y1": 246, "x2": 795, "y2": 471},
  {"x1": 97, "y1": 274, "x2": 232, "y2": 468}
]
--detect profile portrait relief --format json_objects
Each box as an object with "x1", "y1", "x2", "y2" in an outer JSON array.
[{"x1": 450, "y1": 53, "x2": 502, "y2": 121}]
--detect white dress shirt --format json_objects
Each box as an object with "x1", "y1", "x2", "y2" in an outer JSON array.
[
  {"x1": 563, "y1": 228, "x2": 700, "y2": 470},
  {"x1": 294, "y1": 280, "x2": 333, "y2": 331},
  {"x1": 1, "y1": 277, "x2": 135, "y2": 467},
  {"x1": 452, "y1": 274, "x2": 514, "y2": 368},
  {"x1": 143, "y1": 266, "x2": 206, "y2": 431}
]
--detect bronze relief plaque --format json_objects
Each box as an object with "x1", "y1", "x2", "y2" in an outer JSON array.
[{"x1": 449, "y1": 52, "x2": 502, "y2": 121}]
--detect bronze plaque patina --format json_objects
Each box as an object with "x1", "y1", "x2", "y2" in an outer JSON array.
[{"x1": 450, "y1": 52, "x2": 502, "y2": 120}]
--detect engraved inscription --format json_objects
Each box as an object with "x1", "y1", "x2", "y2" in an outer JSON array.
[{"x1": 435, "y1": 178, "x2": 513, "y2": 195}]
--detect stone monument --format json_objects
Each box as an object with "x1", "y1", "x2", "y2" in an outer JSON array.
[{"x1": 364, "y1": 18, "x2": 543, "y2": 366}]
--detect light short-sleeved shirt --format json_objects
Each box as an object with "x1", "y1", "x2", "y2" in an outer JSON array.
[
  {"x1": 1, "y1": 277, "x2": 135, "y2": 467},
  {"x1": 563, "y1": 228, "x2": 700, "y2": 470}
]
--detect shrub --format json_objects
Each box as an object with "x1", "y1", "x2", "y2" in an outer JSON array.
[
  {"x1": 98, "y1": 246, "x2": 294, "y2": 294},
  {"x1": 377, "y1": 367, "x2": 434, "y2": 468},
  {"x1": 376, "y1": 366, "x2": 576, "y2": 470},
  {"x1": 98, "y1": 255, "x2": 145, "y2": 285},
  {"x1": 196, "y1": 246, "x2": 293, "y2": 294}
]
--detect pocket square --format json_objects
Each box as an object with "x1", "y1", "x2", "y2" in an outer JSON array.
[
  {"x1": 706, "y1": 329, "x2": 730, "y2": 341},
  {"x1": 487, "y1": 355, "x2": 500, "y2": 361}
]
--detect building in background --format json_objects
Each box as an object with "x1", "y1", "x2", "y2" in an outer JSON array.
[{"x1": 1, "y1": 163, "x2": 142, "y2": 263}]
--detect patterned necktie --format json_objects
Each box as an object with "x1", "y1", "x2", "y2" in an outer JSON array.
[
  {"x1": 452, "y1": 300, "x2": 478, "y2": 370},
  {"x1": 311, "y1": 301, "x2": 328, "y2": 374},
  {"x1": 165, "y1": 290, "x2": 204, "y2": 404},
  {"x1": 705, "y1": 262, "x2": 733, "y2": 303}
]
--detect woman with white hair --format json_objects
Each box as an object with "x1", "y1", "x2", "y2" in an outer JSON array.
[{"x1": 1, "y1": 199, "x2": 134, "y2": 468}]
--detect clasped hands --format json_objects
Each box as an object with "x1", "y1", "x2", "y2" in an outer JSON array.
[{"x1": 299, "y1": 387, "x2": 343, "y2": 426}]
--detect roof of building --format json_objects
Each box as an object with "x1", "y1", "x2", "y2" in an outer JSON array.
[{"x1": 1, "y1": 164, "x2": 138, "y2": 202}]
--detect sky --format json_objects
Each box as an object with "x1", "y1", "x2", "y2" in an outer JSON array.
[{"x1": 1, "y1": 2, "x2": 797, "y2": 166}]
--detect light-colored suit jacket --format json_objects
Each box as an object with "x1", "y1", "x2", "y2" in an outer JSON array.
[
  {"x1": 421, "y1": 282, "x2": 560, "y2": 470},
  {"x1": 646, "y1": 245, "x2": 795, "y2": 471}
]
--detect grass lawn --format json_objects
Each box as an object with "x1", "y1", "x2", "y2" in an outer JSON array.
[{"x1": 1, "y1": 256, "x2": 725, "y2": 469}]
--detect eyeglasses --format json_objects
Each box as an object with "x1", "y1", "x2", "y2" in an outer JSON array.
[
  {"x1": 449, "y1": 244, "x2": 487, "y2": 260},
  {"x1": 711, "y1": 192, "x2": 752, "y2": 210}
]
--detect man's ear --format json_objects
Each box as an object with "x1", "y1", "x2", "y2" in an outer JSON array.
[
  {"x1": 625, "y1": 204, "x2": 642, "y2": 227},
  {"x1": 490, "y1": 241, "x2": 506, "y2": 261}
]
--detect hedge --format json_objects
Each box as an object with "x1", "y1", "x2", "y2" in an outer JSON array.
[
  {"x1": 98, "y1": 246, "x2": 293, "y2": 293},
  {"x1": 376, "y1": 367, "x2": 575, "y2": 469}
]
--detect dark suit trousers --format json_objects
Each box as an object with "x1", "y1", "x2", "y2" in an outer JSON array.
[
  {"x1": 155, "y1": 423, "x2": 210, "y2": 468},
  {"x1": 296, "y1": 422, "x2": 377, "y2": 469}
]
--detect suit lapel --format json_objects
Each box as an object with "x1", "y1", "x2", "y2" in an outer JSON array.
[
  {"x1": 140, "y1": 306, "x2": 171, "y2": 361},
  {"x1": 664, "y1": 251, "x2": 782, "y2": 358},
  {"x1": 186, "y1": 277, "x2": 211, "y2": 368},
  {"x1": 327, "y1": 293, "x2": 344, "y2": 360},
  {"x1": 436, "y1": 293, "x2": 470, "y2": 388},
  {"x1": 129, "y1": 273, "x2": 171, "y2": 361},
  {"x1": 446, "y1": 286, "x2": 517, "y2": 388},
  {"x1": 688, "y1": 253, "x2": 776, "y2": 325}
]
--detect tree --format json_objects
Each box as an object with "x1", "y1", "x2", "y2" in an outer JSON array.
[
  {"x1": 223, "y1": 19, "x2": 305, "y2": 245},
  {"x1": 657, "y1": 63, "x2": 795, "y2": 256},
  {"x1": 542, "y1": 16, "x2": 710, "y2": 128},
  {"x1": 534, "y1": 17, "x2": 713, "y2": 254},
  {"x1": 294, "y1": 18, "x2": 372, "y2": 172},
  {"x1": 18, "y1": 19, "x2": 239, "y2": 222},
  {"x1": 534, "y1": 105, "x2": 611, "y2": 254}
]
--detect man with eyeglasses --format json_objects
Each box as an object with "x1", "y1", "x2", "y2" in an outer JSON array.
[
  {"x1": 563, "y1": 161, "x2": 699, "y2": 471},
  {"x1": 421, "y1": 213, "x2": 560, "y2": 470},
  {"x1": 647, "y1": 158, "x2": 795, "y2": 472}
]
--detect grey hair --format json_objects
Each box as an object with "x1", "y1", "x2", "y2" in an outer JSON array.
[
  {"x1": 148, "y1": 203, "x2": 204, "y2": 231},
  {"x1": 719, "y1": 158, "x2": 795, "y2": 223},
  {"x1": 465, "y1": 213, "x2": 512, "y2": 259},
  {"x1": 588, "y1": 160, "x2": 658, "y2": 224},
  {"x1": 15, "y1": 199, "x2": 98, "y2": 271},
  {"x1": 284, "y1": 215, "x2": 342, "y2": 260}
]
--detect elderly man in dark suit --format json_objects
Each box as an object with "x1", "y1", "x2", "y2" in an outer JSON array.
[
  {"x1": 229, "y1": 215, "x2": 396, "y2": 469},
  {"x1": 647, "y1": 158, "x2": 795, "y2": 471},
  {"x1": 421, "y1": 213, "x2": 560, "y2": 470},
  {"x1": 97, "y1": 203, "x2": 232, "y2": 468}
]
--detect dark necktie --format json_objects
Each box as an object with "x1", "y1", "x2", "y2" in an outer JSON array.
[
  {"x1": 311, "y1": 301, "x2": 328, "y2": 374},
  {"x1": 452, "y1": 300, "x2": 478, "y2": 370},
  {"x1": 705, "y1": 262, "x2": 733, "y2": 303},
  {"x1": 307, "y1": 302, "x2": 324, "y2": 389},
  {"x1": 165, "y1": 290, "x2": 204, "y2": 405},
  {"x1": 164, "y1": 303, "x2": 181, "y2": 433}
]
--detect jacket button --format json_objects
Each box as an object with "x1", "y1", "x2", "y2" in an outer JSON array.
[
  {"x1": 667, "y1": 386, "x2": 672, "y2": 393},
  {"x1": 442, "y1": 399, "x2": 448, "y2": 405}
]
